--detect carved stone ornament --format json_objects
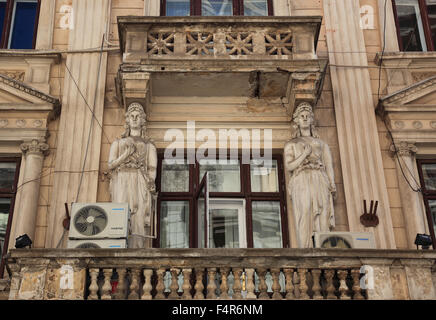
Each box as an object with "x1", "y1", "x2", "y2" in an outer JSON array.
[
  {"x1": 284, "y1": 102, "x2": 336, "y2": 248},
  {"x1": 108, "y1": 102, "x2": 158, "y2": 248},
  {"x1": 20, "y1": 139, "x2": 49, "y2": 156},
  {"x1": 390, "y1": 141, "x2": 418, "y2": 157}
]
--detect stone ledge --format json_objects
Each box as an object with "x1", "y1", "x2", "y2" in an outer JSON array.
[{"x1": 7, "y1": 248, "x2": 436, "y2": 260}]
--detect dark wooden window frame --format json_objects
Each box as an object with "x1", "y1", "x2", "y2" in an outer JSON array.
[
  {"x1": 416, "y1": 159, "x2": 436, "y2": 249},
  {"x1": 154, "y1": 153, "x2": 289, "y2": 248},
  {"x1": 0, "y1": 0, "x2": 41, "y2": 49},
  {"x1": 392, "y1": 0, "x2": 436, "y2": 51},
  {"x1": 0, "y1": 157, "x2": 21, "y2": 278},
  {"x1": 160, "y1": 0, "x2": 273, "y2": 16}
]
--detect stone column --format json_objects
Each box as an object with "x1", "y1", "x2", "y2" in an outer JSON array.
[
  {"x1": 45, "y1": 0, "x2": 109, "y2": 248},
  {"x1": 390, "y1": 142, "x2": 429, "y2": 248},
  {"x1": 378, "y1": 0, "x2": 400, "y2": 52},
  {"x1": 323, "y1": 0, "x2": 396, "y2": 248},
  {"x1": 11, "y1": 140, "x2": 49, "y2": 244},
  {"x1": 144, "y1": 0, "x2": 160, "y2": 16},
  {"x1": 35, "y1": 0, "x2": 56, "y2": 50}
]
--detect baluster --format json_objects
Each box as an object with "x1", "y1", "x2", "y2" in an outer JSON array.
[
  {"x1": 141, "y1": 269, "x2": 153, "y2": 300},
  {"x1": 324, "y1": 270, "x2": 337, "y2": 300},
  {"x1": 271, "y1": 269, "x2": 282, "y2": 300},
  {"x1": 194, "y1": 268, "x2": 205, "y2": 299},
  {"x1": 283, "y1": 268, "x2": 295, "y2": 300},
  {"x1": 155, "y1": 268, "x2": 166, "y2": 300},
  {"x1": 232, "y1": 268, "x2": 243, "y2": 299},
  {"x1": 101, "y1": 269, "x2": 113, "y2": 300},
  {"x1": 88, "y1": 268, "x2": 100, "y2": 300},
  {"x1": 181, "y1": 268, "x2": 192, "y2": 300},
  {"x1": 245, "y1": 268, "x2": 256, "y2": 299},
  {"x1": 338, "y1": 270, "x2": 351, "y2": 300},
  {"x1": 311, "y1": 269, "x2": 323, "y2": 300},
  {"x1": 206, "y1": 268, "x2": 217, "y2": 299},
  {"x1": 115, "y1": 268, "x2": 127, "y2": 300},
  {"x1": 297, "y1": 269, "x2": 309, "y2": 300},
  {"x1": 351, "y1": 269, "x2": 364, "y2": 300},
  {"x1": 219, "y1": 268, "x2": 230, "y2": 299},
  {"x1": 257, "y1": 268, "x2": 269, "y2": 299},
  {"x1": 128, "y1": 269, "x2": 141, "y2": 300},
  {"x1": 168, "y1": 268, "x2": 180, "y2": 299}
]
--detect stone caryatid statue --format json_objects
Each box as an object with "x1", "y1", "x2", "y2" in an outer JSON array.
[
  {"x1": 108, "y1": 102, "x2": 157, "y2": 248},
  {"x1": 284, "y1": 103, "x2": 336, "y2": 248}
]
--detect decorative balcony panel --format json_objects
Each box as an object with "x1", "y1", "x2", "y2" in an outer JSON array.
[{"x1": 116, "y1": 17, "x2": 327, "y2": 113}]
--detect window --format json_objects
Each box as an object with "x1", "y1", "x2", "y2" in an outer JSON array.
[
  {"x1": 417, "y1": 159, "x2": 436, "y2": 248},
  {"x1": 0, "y1": 0, "x2": 40, "y2": 49},
  {"x1": 161, "y1": 0, "x2": 273, "y2": 16},
  {"x1": 0, "y1": 158, "x2": 20, "y2": 278},
  {"x1": 392, "y1": 0, "x2": 436, "y2": 51},
  {"x1": 155, "y1": 155, "x2": 289, "y2": 248}
]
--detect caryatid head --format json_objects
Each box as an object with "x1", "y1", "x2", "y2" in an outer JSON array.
[
  {"x1": 122, "y1": 102, "x2": 148, "y2": 138},
  {"x1": 291, "y1": 102, "x2": 319, "y2": 138}
]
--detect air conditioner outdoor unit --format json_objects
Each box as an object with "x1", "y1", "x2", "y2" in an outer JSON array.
[
  {"x1": 313, "y1": 232, "x2": 376, "y2": 249},
  {"x1": 68, "y1": 203, "x2": 129, "y2": 240},
  {"x1": 67, "y1": 239, "x2": 127, "y2": 249}
]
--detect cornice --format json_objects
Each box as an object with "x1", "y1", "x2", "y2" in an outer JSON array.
[{"x1": 0, "y1": 73, "x2": 60, "y2": 107}]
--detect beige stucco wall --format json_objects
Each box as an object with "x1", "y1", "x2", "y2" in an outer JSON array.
[{"x1": 29, "y1": 0, "x2": 411, "y2": 249}]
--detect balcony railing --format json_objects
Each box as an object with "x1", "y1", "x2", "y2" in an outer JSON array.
[
  {"x1": 118, "y1": 16, "x2": 322, "y2": 66},
  {"x1": 6, "y1": 248, "x2": 436, "y2": 300}
]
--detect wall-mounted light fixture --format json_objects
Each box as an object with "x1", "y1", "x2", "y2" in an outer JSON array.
[
  {"x1": 15, "y1": 234, "x2": 32, "y2": 249},
  {"x1": 414, "y1": 233, "x2": 433, "y2": 250}
]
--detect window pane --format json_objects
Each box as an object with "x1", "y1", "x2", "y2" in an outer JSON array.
[
  {"x1": 252, "y1": 201, "x2": 282, "y2": 248},
  {"x1": 250, "y1": 160, "x2": 279, "y2": 193},
  {"x1": 202, "y1": 0, "x2": 233, "y2": 16},
  {"x1": 426, "y1": 0, "x2": 436, "y2": 48},
  {"x1": 244, "y1": 0, "x2": 268, "y2": 16},
  {"x1": 161, "y1": 160, "x2": 190, "y2": 192},
  {"x1": 199, "y1": 160, "x2": 240, "y2": 192},
  {"x1": 395, "y1": 0, "x2": 427, "y2": 51},
  {"x1": 428, "y1": 200, "x2": 436, "y2": 239},
  {"x1": 209, "y1": 208, "x2": 239, "y2": 248},
  {"x1": 166, "y1": 0, "x2": 190, "y2": 16},
  {"x1": 160, "y1": 201, "x2": 189, "y2": 248},
  {"x1": 422, "y1": 163, "x2": 436, "y2": 190},
  {"x1": 9, "y1": 1, "x2": 38, "y2": 49},
  {"x1": 0, "y1": 162, "x2": 17, "y2": 190},
  {"x1": 0, "y1": 198, "x2": 11, "y2": 260}
]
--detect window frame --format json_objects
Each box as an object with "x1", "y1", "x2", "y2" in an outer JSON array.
[
  {"x1": 154, "y1": 153, "x2": 289, "y2": 248},
  {"x1": 160, "y1": 0, "x2": 273, "y2": 16},
  {"x1": 416, "y1": 159, "x2": 436, "y2": 249},
  {"x1": 0, "y1": 0, "x2": 41, "y2": 49},
  {"x1": 0, "y1": 157, "x2": 21, "y2": 278},
  {"x1": 392, "y1": 0, "x2": 436, "y2": 51}
]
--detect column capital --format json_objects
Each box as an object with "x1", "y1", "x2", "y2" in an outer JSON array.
[
  {"x1": 390, "y1": 141, "x2": 418, "y2": 157},
  {"x1": 20, "y1": 139, "x2": 49, "y2": 156}
]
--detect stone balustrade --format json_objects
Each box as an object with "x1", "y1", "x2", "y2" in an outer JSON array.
[{"x1": 5, "y1": 248, "x2": 436, "y2": 300}]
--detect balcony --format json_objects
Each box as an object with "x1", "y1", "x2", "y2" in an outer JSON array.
[
  {"x1": 116, "y1": 16, "x2": 327, "y2": 113},
  {"x1": 5, "y1": 248, "x2": 436, "y2": 300}
]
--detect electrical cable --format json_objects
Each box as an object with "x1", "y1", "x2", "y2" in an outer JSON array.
[{"x1": 75, "y1": 36, "x2": 105, "y2": 203}]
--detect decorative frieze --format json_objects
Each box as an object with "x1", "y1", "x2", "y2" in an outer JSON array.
[{"x1": 0, "y1": 70, "x2": 25, "y2": 81}]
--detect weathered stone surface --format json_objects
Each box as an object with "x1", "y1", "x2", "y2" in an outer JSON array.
[{"x1": 17, "y1": 266, "x2": 47, "y2": 300}]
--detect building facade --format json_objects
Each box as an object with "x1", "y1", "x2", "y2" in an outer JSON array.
[{"x1": 0, "y1": 0, "x2": 436, "y2": 300}]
